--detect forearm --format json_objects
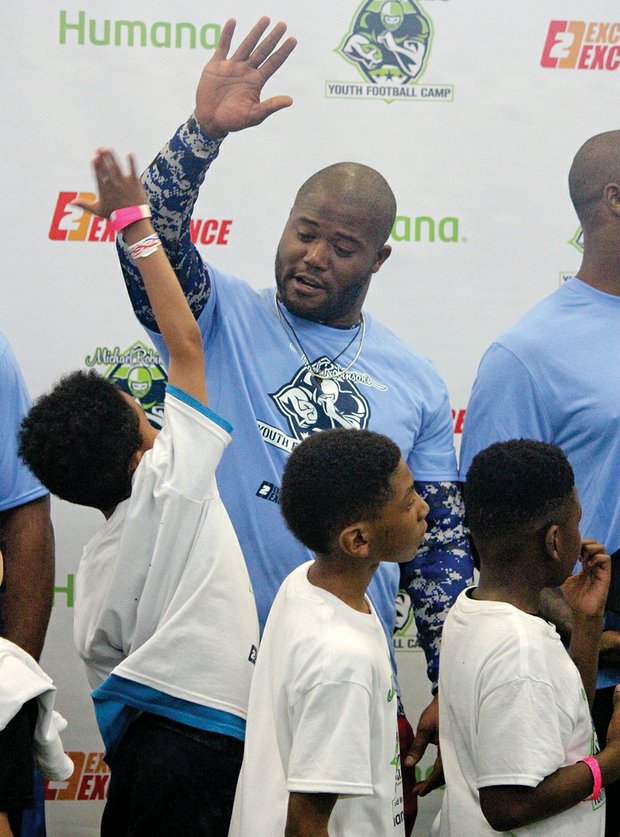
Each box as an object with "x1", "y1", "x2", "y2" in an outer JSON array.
[
  {"x1": 481, "y1": 745, "x2": 620, "y2": 831},
  {"x1": 0, "y1": 496, "x2": 54, "y2": 660},
  {"x1": 122, "y1": 219, "x2": 204, "y2": 365},
  {"x1": 402, "y1": 481, "x2": 473, "y2": 686},
  {"x1": 599, "y1": 630, "x2": 620, "y2": 667},
  {"x1": 118, "y1": 115, "x2": 222, "y2": 331},
  {"x1": 285, "y1": 792, "x2": 336, "y2": 837},
  {"x1": 569, "y1": 613, "x2": 604, "y2": 707}
]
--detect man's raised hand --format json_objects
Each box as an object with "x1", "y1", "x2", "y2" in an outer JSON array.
[{"x1": 195, "y1": 17, "x2": 296, "y2": 139}]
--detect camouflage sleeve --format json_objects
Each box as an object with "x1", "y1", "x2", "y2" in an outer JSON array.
[
  {"x1": 117, "y1": 114, "x2": 223, "y2": 332},
  {"x1": 400, "y1": 480, "x2": 473, "y2": 689}
]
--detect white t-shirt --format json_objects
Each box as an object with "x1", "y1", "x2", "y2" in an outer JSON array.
[
  {"x1": 73, "y1": 387, "x2": 259, "y2": 748},
  {"x1": 434, "y1": 589, "x2": 604, "y2": 836},
  {"x1": 229, "y1": 562, "x2": 405, "y2": 837}
]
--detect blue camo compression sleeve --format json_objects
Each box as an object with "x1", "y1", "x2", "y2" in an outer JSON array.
[
  {"x1": 117, "y1": 115, "x2": 223, "y2": 331},
  {"x1": 401, "y1": 480, "x2": 473, "y2": 689}
]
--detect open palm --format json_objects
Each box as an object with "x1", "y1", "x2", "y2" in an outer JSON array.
[{"x1": 195, "y1": 17, "x2": 297, "y2": 139}]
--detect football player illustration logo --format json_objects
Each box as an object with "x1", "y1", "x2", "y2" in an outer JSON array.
[
  {"x1": 271, "y1": 359, "x2": 371, "y2": 442},
  {"x1": 340, "y1": 0, "x2": 432, "y2": 85}
]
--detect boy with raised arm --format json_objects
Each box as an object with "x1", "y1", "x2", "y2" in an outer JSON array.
[
  {"x1": 229, "y1": 428, "x2": 430, "y2": 837},
  {"x1": 435, "y1": 440, "x2": 620, "y2": 836},
  {"x1": 19, "y1": 151, "x2": 259, "y2": 836}
]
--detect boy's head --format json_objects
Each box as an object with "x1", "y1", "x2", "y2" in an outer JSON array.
[
  {"x1": 280, "y1": 428, "x2": 428, "y2": 562},
  {"x1": 464, "y1": 439, "x2": 580, "y2": 580},
  {"x1": 19, "y1": 370, "x2": 156, "y2": 512}
]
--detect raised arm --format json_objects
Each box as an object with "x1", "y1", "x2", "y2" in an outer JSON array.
[
  {"x1": 74, "y1": 151, "x2": 206, "y2": 404},
  {"x1": 118, "y1": 17, "x2": 296, "y2": 333}
]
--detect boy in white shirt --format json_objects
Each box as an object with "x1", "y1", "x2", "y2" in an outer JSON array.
[
  {"x1": 435, "y1": 439, "x2": 620, "y2": 836},
  {"x1": 19, "y1": 150, "x2": 258, "y2": 836},
  {"x1": 230, "y1": 427, "x2": 430, "y2": 836}
]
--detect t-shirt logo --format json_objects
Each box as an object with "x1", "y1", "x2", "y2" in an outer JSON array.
[{"x1": 270, "y1": 359, "x2": 371, "y2": 442}]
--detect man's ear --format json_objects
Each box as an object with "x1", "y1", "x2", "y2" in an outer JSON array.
[
  {"x1": 339, "y1": 523, "x2": 370, "y2": 559},
  {"x1": 603, "y1": 182, "x2": 620, "y2": 217},
  {"x1": 371, "y1": 244, "x2": 391, "y2": 274},
  {"x1": 544, "y1": 523, "x2": 560, "y2": 562}
]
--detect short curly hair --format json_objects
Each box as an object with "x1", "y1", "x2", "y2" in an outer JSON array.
[
  {"x1": 19, "y1": 370, "x2": 143, "y2": 510},
  {"x1": 280, "y1": 428, "x2": 402, "y2": 554},
  {"x1": 464, "y1": 439, "x2": 575, "y2": 542}
]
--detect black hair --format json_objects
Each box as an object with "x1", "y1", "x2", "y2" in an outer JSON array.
[
  {"x1": 280, "y1": 428, "x2": 402, "y2": 554},
  {"x1": 464, "y1": 439, "x2": 575, "y2": 543},
  {"x1": 19, "y1": 370, "x2": 143, "y2": 510}
]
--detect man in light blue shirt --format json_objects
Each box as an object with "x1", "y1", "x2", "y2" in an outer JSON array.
[{"x1": 460, "y1": 130, "x2": 620, "y2": 837}]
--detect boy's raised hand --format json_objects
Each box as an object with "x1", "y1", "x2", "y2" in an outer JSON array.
[
  {"x1": 561, "y1": 539, "x2": 610, "y2": 618},
  {"x1": 72, "y1": 149, "x2": 147, "y2": 219}
]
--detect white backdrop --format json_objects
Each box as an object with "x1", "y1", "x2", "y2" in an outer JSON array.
[{"x1": 3, "y1": 2, "x2": 618, "y2": 833}]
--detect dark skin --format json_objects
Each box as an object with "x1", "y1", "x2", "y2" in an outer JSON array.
[
  {"x1": 285, "y1": 460, "x2": 428, "y2": 836},
  {"x1": 470, "y1": 494, "x2": 620, "y2": 831},
  {"x1": 191, "y1": 14, "x2": 439, "y2": 791},
  {"x1": 0, "y1": 495, "x2": 54, "y2": 661}
]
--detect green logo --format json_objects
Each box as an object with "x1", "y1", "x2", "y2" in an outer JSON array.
[
  {"x1": 339, "y1": 1, "x2": 433, "y2": 85},
  {"x1": 59, "y1": 11, "x2": 220, "y2": 50},
  {"x1": 85, "y1": 341, "x2": 168, "y2": 429},
  {"x1": 569, "y1": 226, "x2": 584, "y2": 254}
]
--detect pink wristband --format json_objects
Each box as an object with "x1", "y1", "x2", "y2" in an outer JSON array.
[
  {"x1": 109, "y1": 204, "x2": 151, "y2": 232},
  {"x1": 580, "y1": 756, "x2": 602, "y2": 801}
]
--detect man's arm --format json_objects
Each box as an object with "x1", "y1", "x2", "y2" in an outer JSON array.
[
  {"x1": 285, "y1": 792, "x2": 337, "y2": 837},
  {"x1": 401, "y1": 480, "x2": 471, "y2": 793},
  {"x1": 0, "y1": 497, "x2": 53, "y2": 662},
  {"x1": 118, "y1": 17, "x2": 296, "y2": 332}
]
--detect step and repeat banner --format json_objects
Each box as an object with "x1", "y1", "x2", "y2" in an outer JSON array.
[{"x1": 3, "y1": 2, "x2": 618, "y2": 833}]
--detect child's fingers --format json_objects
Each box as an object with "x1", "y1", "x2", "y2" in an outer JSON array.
[{"x1": 128, "y1": 154, "x2": 138, "y2": 180}]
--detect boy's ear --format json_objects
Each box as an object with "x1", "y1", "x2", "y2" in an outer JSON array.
[
  {"x1": 544, "y1": 523, "x2": 560, "y2": 562},
  {"x1": 338, "y1": 523, "x2": 370, "y2": 559},
  {"x1": 128, "y1": 449, "x2": 145, "y2": 477}
]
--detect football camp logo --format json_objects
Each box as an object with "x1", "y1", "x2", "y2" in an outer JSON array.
[
  {"x1": 340, "y1": 0, "x2": 432, "y2": 85},
  {"x1": 85, "y1": 341, "x2": 168, "y2": 429},
  {"x1": 328, "y1": 1, "x2": 452, "y2": 101}
]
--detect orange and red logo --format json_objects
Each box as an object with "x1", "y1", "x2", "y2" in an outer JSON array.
[
  {"x1": 452, "y1": 408, "x2": 466, "y2": 435},
  {"x1": 44, "y1": 751, "x2": 109, "y2": 801},
  {"x1": 49, "y1": 192, "x2": 233, "y2": 245},
  {"x1": 541, "y1": 21, "x2": 620, "y2": 70}
]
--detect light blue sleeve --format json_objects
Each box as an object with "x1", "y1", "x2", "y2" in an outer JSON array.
[
  {"x1": 0, "y1": 337, "x2": 48, "y2": 511},
  {"x1": 408, "y1": 371, "x2": 459, "y2": 482},
  {"x1": 459, "y1": 342, "x2": 554, "y2": 479}
]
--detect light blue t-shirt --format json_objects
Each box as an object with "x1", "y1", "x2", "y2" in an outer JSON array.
[
  {"x1": 146, "y1": 268, "x2": 458, "y2": 650},
  {"x1": 460, "y1": 277, "x2": 620, "y2": 687},
  {"x1": 0, "y1": 333, "x2": 47, "y2": 511}
]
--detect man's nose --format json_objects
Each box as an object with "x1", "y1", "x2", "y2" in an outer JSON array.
[{"x1": 304, "y1": 239, "x2": 328, "y2": 269}]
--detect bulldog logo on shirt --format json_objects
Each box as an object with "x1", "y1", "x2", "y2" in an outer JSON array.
[{"x1": 270, "y1": 359, "x2": 371, "y2": 442}]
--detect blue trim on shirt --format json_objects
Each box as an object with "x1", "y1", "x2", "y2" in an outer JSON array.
[
  {"x1": 166, "y1": 384, "x2": 233, "y2": 434},
  {"x1": 92, "y1": 674, "x2": 245, "y2": 752}
]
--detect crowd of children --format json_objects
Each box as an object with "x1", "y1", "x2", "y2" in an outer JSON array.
[
  {"x1": 1, "y1": 145, "x2": 618, "y2": 837},
  {"x1": 1, "y1": 19, "x2": 619, "y2": 837}
]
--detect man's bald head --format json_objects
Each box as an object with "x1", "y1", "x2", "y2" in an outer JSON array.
[
  {"x1": 568, "y1": 130, "x2": 620, "y2": 226},
  {"x1": 295, "y1": 162, "x2": 397, "y2": 248}
]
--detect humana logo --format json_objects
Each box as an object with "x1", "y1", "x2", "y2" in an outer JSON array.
[
  {"x1": 59, "y1": 11, "x2": 221, "y2": 49},
  {"x1": 391, "y1": 215, "x2": 461, "y2": 243}
]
